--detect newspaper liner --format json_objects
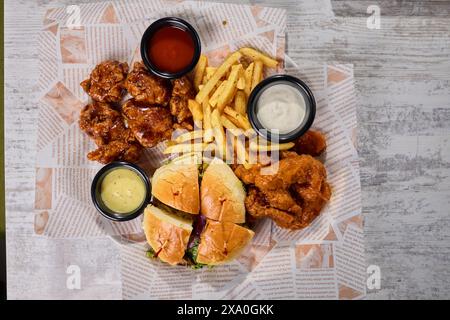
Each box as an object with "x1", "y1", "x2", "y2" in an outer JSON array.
[{"x1": 35, "y1": 0, "x2": 365, "y2": 300}]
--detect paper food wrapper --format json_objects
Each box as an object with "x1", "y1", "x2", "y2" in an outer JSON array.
[{"x1": 36, "y1": 0, "x2": 365, "y2": 300}]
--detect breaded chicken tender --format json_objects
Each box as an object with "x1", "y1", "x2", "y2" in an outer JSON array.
[{"x1": 234, "y1": 152, "x2": 331, "y2": 230}]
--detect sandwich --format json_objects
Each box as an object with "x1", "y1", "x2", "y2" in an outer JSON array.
[{"x1": 143, "y1": 157, "x2": 253, "y2": 268}]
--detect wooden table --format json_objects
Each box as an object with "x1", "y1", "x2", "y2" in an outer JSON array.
[{"x1": 5, "y1": 0, "x2": 450, "y2": 299}]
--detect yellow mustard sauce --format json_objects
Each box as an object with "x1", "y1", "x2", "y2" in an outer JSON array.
[{"x1": 100, "y1": 168, "x2": 146, "y2": 213}]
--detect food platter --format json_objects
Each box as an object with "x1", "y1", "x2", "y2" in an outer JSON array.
[
  {"x1": 74, "y1": 13, "x2": 332, "y2": 267},
  {"x1": 37, "y1": 0, "x2": 366, "y2": 300}
]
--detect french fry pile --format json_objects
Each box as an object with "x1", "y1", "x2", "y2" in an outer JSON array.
[{"x1": 164, "y1": 47, "x2": 295, "y2": 167}]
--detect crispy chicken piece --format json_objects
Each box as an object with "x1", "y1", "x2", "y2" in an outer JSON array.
[
  {"x1": 170, "y1": 76, "x2": 194, "y2": 124},
  {"x1": 124, "y1": 62, "x2": 171, "y2": 106},
  {"x1": 80, "y1": 60, "x2": 128, "y2": 103},
  {"x1": 79, "y1": 101, "x2": 142, "y2": 164},
  {"x1": 172, "y1": 75, "x2": 194, "y2": 97},
  {"x1": 122, "y1": 99, "x2": 173, "y2": 148},
  {"x1": 245, "y1": 188, "x2": 302, "y2": 227},
  {"x1": 234, "y1": 153, "x2": 331, "y2": 230},
  {"x1": 87, "y1": 140, "x2": 142, "y2": 164},
  {"x1": 79, "y1": 101, "x2": 127, "y2": 145},
  {"x1": 233, "y1": 163, "x2": 262, "y2": 185},
  {"x1": 294, "y1": 130, "x2": 327, "y2": 156},
  {"x1": 170, "y1": 96, "x2": 192, "y2": 124}
]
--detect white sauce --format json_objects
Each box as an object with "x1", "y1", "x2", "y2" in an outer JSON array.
[{"x1": 256, "y1": 83, "x2": 306, "y2": 134}]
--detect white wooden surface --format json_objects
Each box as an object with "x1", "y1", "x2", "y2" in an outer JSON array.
[{"x1": 5, "y1": 0, "x2": 450, "y2": 299}]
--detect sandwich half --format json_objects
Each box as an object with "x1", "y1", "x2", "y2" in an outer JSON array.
[
  {"x1": 196, "y1": 220, "x2": 254, "y2": 265},
  {"x1": 143, "y1": 204, "x2": 193, "y2": 266},
  {"x1": 152, "y1": 161, "x2": 200, "y2": 214},
  {"x1": 201, "y1": 158, "x2": 246, "y2": 223}
]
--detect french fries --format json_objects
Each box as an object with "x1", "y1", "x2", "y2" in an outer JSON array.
[
  {"x1": 249, "y1": 141, "x2": 295, "y2": 152},
  {"x1": 194, "y1": 55, "x2": 207, "y2": 90},
  {"x1": 231, "y1": 134, "x2": 251, "y2": 169},
  {"x1": 164, "y1": 142, "x2": 207, "y2": 155},
  {"x1": 220, "y1": 114, "x2": 239, "y2": 131},
  {"x1": 239, "y1": 47, "x2": 278, "y2": 68},
  {"x1": 196, "y1": 51, "x2": 242, "y2": 104},
  {"x1": 237, "y1": 77, "x2": 245, "y2": 90},
  {"x1": 236, "y1": 67, "x2": 245, "y2": 90},
  {"x1": 205, "y1": 67, "x2": 217, "y2": 80},
  {"x1": 187, "y1": 47, "x2": 283, "y2": 167},
  {"x1": 224, "y1": 106, "x2": 251, "y2": 130},
  {"x1": 244, "y1": 62, "x2": 254, "y2": 97},
  {"x1": 202, "y1": 101, "x2": 214, "y2": 143},
  {"x1": 251, "y1": 60, "x2": 263, "y2": 91},
  {"x1": 234, "y1": 90, "x2": 247, "y2": 115},
  {"x1": 209, "y1": 81, "x2": 226, "y2": 107},
  {"x1": 210, "y1": 109, "x2": 227, "y2": 158},
  {"x1": 174, "y1": 130, "x2": 204, "y2": 144},
  {"x1": 217, "y1": 64, "x2": 242, "y2": 112},
  {"x1": 188, "y1": 99, "x2": 203, "y2": 128},
  {"x1": 170, "y1": 152, "x2": 202, "y2": 165}
]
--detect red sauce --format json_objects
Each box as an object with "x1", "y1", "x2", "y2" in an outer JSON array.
[{"x1": 148, "y1": 26, "x2": 195, "y2": 73}]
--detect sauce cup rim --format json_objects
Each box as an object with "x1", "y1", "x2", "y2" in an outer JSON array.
[
  {"x1": 247, "y1": 74, "x2": 316, "y2": 143},
  {"x1": 140, "y1": 16, "x2": 201, "y2": 79},
  {"x1": 91, "y1": 161, "x2": 151, "y2": 222}
]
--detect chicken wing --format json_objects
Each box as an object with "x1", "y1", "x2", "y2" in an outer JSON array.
[
  {"x1": 80, "y1": 60, "x2": 128, "y2": 103},
  {"x1": 87, "y1": 140, "x2": 142, "y2": 164},
  {"x1": 170, "y1": 76, "x2": 194, "y2": 125},
  {"x1": 122, "y1": 99, "x2": 173, "y2": 148},
  {"x1": 79, "y1": 101, "x2": 142, "y2": 164},
  {"x1": 124, "y1": 62, "x2": 171, "y2": 106}
]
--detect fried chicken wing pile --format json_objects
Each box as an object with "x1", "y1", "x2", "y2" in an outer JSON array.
[
  {"x1": 170, "y1": 76, "x2": 195, "y2": 127},
  {"x1": 79, "y1": 101, "x2": 142, "y2": 164},
  {"x1": 233, "y1": 130, "x2": 331, "y2": 230},
  {"x1": 122, "y1": 99, "x2": 173, "y2": 148},
  {"x1": 80, "y1": 60, "x2": 128, "y2": 103},
  {"x1": 79, "y1": 60, "x2": 197, "y2": 164},
  {"x1": 124, "y1": 62, "x2": 171, "y2": 106}
]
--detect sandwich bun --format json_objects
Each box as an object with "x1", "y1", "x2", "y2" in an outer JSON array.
[
  {"x1": 143, "y1": 204, "x2": 193, "y2": 266},
  {"x1": 201, "y1": 158, "x2": 246, "y2": 223},
  {"x1": 196, "y1": 220, "x2": 254, "y2": 265},
  {"x1": 152, "y1": 162, "x2": 200, "y2": 214}
]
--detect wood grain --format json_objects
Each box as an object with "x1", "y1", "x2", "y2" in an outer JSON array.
[{"x1": 5, "y1": 0, "x2": 450, "y2": 299}]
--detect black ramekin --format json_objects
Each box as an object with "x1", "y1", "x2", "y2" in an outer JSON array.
[
  {"x1": 91, "y1": 161, "x2": 151, "y2": 222},
  {"x1": 247, "y1": 74, "x2": 316, "y2": 143},
  {"x1": 140, "y1": 17, "x2": 201, "y2": 79}
]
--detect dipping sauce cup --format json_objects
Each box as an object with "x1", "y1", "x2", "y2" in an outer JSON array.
[
  {"x1": 247, "y1": 74, "x2": 316, "y2": 143},
  {"x1": 91, "y1": 162, "x2": 151, "y2": 222},
  {"x1": 141, "y1": 17, "x2": 201, "y2": 79}
]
